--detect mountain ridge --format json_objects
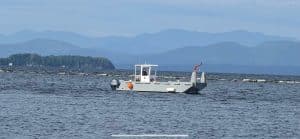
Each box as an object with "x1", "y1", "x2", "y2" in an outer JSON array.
[
  {"x1": 0, "y1": 30, "x2": 299, "y2": 75},
  {"x1": 0, "y1": 29, "x2": 296, "y2": 54}
]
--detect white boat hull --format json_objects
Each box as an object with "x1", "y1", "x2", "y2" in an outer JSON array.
[{"x1": 114, "y1": 80, "x2": 206, "y2": 93}]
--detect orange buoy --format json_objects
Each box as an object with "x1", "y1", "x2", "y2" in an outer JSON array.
[{"x1": 127, "y1": 82, "x2": 133, "y2": 89}]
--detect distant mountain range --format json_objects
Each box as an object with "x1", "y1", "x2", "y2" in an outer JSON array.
[
  {"x1": 144, "y1": 41, "x2": 300, "y2": 66},
  {"x1": 0, "y1": 39, "x2": 132, "y2": 65},
  {"x1": 0, "y1": 29, "x2": 295, "y2": 54},
  {"x1": 0, "y1": 29, "x2": 299, "y2": 75}
]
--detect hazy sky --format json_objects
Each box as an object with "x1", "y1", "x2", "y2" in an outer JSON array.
[{"x1": 0, "y1": 0, "x2": 299, "y2": 38}]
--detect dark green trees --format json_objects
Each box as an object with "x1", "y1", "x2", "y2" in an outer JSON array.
[{"x1": 0, "y1": 53, "x2": 115, "y2": 70}]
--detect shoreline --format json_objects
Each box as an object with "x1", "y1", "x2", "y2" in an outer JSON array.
[{"x1": 1, "y1": 66, "x2": 299, "y2": 85}]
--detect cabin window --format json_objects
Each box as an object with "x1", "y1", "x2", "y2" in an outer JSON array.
[{"x1": 142, "y1": 67, "x2": 149, "y2": 76}]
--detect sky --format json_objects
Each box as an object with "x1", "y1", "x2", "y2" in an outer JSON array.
[{"x1": 0, "y1": 0, "x2": 300, "y2": 38}]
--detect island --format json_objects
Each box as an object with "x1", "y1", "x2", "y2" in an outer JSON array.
[{"x1": 0, "y1": 53, "x2": 115, "y2": 70}]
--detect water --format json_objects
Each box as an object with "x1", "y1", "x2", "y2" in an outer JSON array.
[{"x1": 0, "y1": 72, "x2": 299, "y2": 138}]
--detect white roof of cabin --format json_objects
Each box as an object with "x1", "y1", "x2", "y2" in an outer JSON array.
[{"x1": 135, "y1": 64, "x2": 158, "y2": 67}]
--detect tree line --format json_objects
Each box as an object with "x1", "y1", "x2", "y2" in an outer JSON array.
[{"x1": 0, "y1": 53, "x2": 115, "y2": 70}]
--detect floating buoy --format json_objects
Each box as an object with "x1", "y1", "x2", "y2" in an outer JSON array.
[
  {"x1": 127, "y1": 82, "x2": 133, "y2": 89},
  {"x1": 257, "y1": 79, "x2": 266, "y2": 83},
  {"x1": 242, "y1": 79, "x2": 251, "y2": 82}
]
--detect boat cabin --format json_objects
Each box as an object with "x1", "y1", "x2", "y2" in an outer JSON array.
[{"x1": 134, "y1": 64, "x2": 158, "y2": 83}]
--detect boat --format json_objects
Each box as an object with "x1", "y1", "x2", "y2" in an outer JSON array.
[{"x1": 110, "y1": 64, "x2": 207, "y2": 93}]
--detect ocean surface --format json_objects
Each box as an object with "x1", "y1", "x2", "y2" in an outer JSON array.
[{"x1": 0, "y1": 71, "x2": 299, "y2": 138}]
